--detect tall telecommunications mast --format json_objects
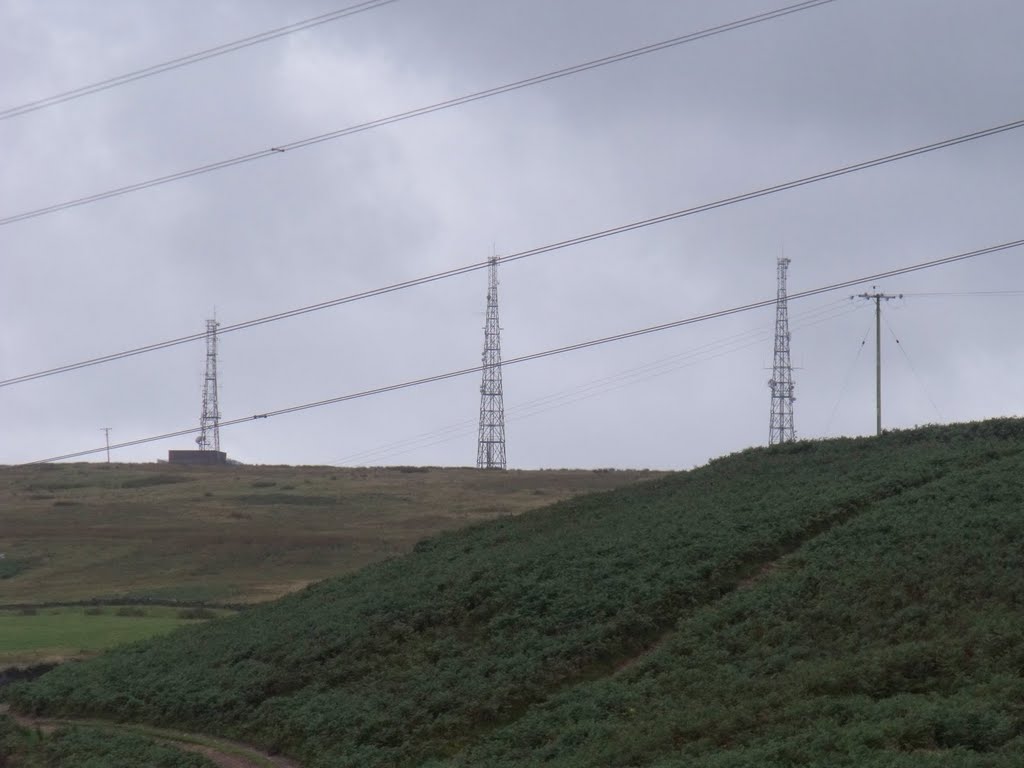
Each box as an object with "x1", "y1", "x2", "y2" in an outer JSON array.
[
  {"x1": 476, "y1": 255, "x2": 506, "y2": 469},
  {"x1": 196, "y1": 317, "x2": 221, "y2": 452},
  {"x1": 768, "y1": 257, "x2": 796, "y2": 445}
]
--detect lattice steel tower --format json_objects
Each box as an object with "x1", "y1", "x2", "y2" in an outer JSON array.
[
  {"x1": 196, "y1": 317, "x2": 221, "y2": 452},
  {"x1": 768, "y1": 257, "x2": 796, "y2": 445},
  {"x1": 476, "y1": 256, "x2": 506, "y2": 469}
]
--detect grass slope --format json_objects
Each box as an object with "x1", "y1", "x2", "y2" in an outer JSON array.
[
  {"x1": 0, "y1": 606, "x2": 232, "y2": 669},
  {"x1": 8, "y1": 420, "x2": 1024, "y2": 767},
  {"x1": 0, "y1": 463, "x2": 655, "y2": 604}
]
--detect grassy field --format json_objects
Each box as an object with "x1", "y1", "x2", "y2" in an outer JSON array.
[
  {"x1": 0, "y1": 462, "x2": 657, "y2": 606},
  {"x1": 11, "y1": 419, "x2": 1024, "y2": 767},
  {"x1": 0, "y1": 606, "x2": 233, "y2": 668}
]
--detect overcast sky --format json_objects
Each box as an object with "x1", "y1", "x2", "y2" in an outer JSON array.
[{"x1": 1, "y1": 0, "x2": 1022, "y2": 469}]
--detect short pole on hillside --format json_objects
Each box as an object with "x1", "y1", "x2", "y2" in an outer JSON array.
[{"x1": 855, "y1": 289, "x2": 902, "y2": 436}]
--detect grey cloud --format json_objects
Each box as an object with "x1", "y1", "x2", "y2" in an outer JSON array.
[{"x1": 1, "y1": 0, "x2": 1022, "y2": 468}]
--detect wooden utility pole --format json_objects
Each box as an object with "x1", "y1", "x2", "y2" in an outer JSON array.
[{"x1": 856, "y1": 289, "x2": 901, "y2": 436}]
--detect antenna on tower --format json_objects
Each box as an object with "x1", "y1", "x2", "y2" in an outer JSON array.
[
  {"x1": 476, "y1": 255, "x2": 506, "y2": 469},
  {"x1": 768, "y1": 257, "x2": 796, "y2": 445},
  {"x1": 196, "y1": 316, "x2": 221, "y2": 452}
]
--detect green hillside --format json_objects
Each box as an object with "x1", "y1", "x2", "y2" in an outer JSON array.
[
  {"x1": 0, "y1": 716, "x2": 216, "y2": 768},
  {"x1": 7, "y1": 420, "x2": 1024, "y2": 767}
]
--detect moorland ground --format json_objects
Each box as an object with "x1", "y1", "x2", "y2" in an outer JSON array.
[
  {"x1": 0, "y1": 462, "x2": 657, "y2": 668},
  {"x1": 0, "y1": 462, "x2": 657, "y2": 606},
  {"x1": 8, "y1": 419, "x2": 1024, "y2": 767}
]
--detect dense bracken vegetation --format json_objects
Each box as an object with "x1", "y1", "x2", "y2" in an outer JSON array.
[
  {"x1": 0, "y1": 715, "x2": 214, "y2": 767},
  {"x1": 8, "y1": 419, "x2": 1024, "y2": 767}
]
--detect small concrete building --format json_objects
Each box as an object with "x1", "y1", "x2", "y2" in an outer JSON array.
[{"x1": 168, "y1": 450, "x2": 227, "y2": 466}]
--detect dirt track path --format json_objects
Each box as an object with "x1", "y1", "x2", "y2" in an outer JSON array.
[{"x1": 0, "y1": 705, "x2": 299, "y2": 768}]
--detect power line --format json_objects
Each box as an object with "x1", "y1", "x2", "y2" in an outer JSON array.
[
  {"x1": 0, "y1": 0, "x2": 401, "y2": 122},
  {"x1": 335, "y1": 299, "x2": 859, "y2": 465},
  {"x1": 4, "y1": 112, "x2": 1021, "y2": 392},
  {"x1": 23, "y1": 241, "x2": 1018, "y2": 464},
  {"x1": 883, "y1": 314, "x2": 944, "y2": 422},
  {"x1": 0, "y1": 0, "x2": 841, "y2": 227},
  {"x1": 902, "y1": 290, "x2": 1024, "y2": 297},
  {"x1": 337, "y1": 303, "x2": 846, "y2": 464},
  {"x1": 823, "y1": 309, "x2": 874, "y2": 437}
]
